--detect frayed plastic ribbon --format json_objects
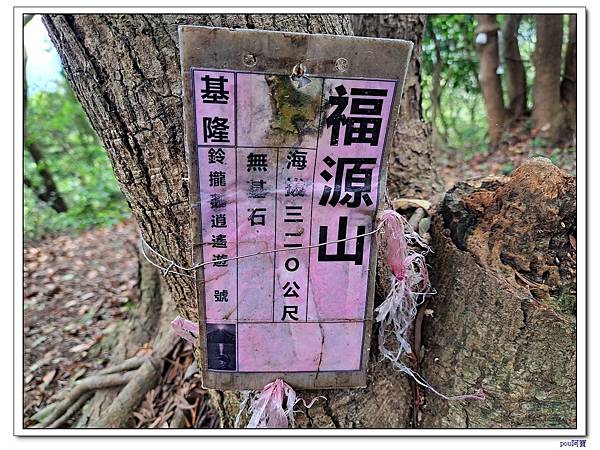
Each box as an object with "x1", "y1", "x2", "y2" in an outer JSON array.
[
  {"x1": 235, "y1": 379, "x2": 325, "y2": 428},
  {"x1": 170, "y1": 315, "x2": 199, "y2": 344},
  {"x1": 376, "y1": 209, "x2": 485, "y2": 403}
]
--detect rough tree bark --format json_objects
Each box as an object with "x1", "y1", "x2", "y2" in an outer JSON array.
[
  {"x1": 503, "y1": 14, "x2": 527, "y2": 120},
  {"x1": 561, "y1": 14, "x2": 577, "y2": 138},
  {"x1": 353, "y1": 14, "x2": 443, "y2": 199},
  {"x1": 533, "y1": 14, "x2": 569, "y2": 144},
  {"x1": 43, "y1": 13, "x2": 354, "y2": 337},
  {"x1": 475, "y1": 15, "x2": 506, "y2": 149}
]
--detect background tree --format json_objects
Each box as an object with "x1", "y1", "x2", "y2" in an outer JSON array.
[
  {"x1": 532, "y1": 14, "x2": 569, "y2": 144},
  {"x1": 24, "y1": 14, "x2": 68, "y2": 215},
  {"x1": 423, "y1": 14, "x2": 576, "y2": 154},
  {"x1": 561, "y1": 14, "x2": 577, "y2": 136},
  {"x1": 475, "y1": 14, "x2": 506, "y2": 149},
  {"x1": 503, "y1": 14, "x2": 527, "y2": 121},
  {"x1": 427, "y1": 19, "x2": 448, "y2": 148},
  {"x1": 422, "y1": 15, "x2": 485, "y2": 156}
]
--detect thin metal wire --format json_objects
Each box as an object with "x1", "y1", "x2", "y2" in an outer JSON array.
[{"x1": 139, "y1": 217, "x2": 387, "y2": 277}]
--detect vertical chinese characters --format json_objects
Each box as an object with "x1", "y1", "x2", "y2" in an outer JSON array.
[
  {"x1": 308, "y1": 79, "x2": 395, "y2": 322},
  {"x1": 273, "y1": 147, "x2": 316, "y2": 323},
  {"x1": 236, "y1": 147, "x2": 276, "y2": 321},
  {"x1": 195, "y1": 71, "x2": 238, "y2": 364}
]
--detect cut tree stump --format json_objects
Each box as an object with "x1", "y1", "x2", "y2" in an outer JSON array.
[{"x1": 421, "y1": 157, "x2": 576, "y2": 428}]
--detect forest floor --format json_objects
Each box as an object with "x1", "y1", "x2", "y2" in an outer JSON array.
[
  {"x1": 23, "y1": 134, "x2": 576, "y2": 428},
  {"x1": 438, "y1": 125, "x2": 576, "y2": 190},
  {"x1": 23, "y1": 220, "x2": 218, "y2": 428},
  {"x1": 24, "y1": 221, "x2": 138, "y2": 426}
]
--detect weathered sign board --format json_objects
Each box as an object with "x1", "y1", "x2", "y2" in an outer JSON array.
[{"x1": 179, "y1": 26, "x2": 412, "y2": 390}]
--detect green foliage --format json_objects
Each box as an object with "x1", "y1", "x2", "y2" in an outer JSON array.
[
  {"x1": 24, "y1": 76, "x2": 129, "y2": 240},
  {"x1": 422, "y1": 15, "x2": 489, "y2": 156},
  {"x1": 500, "y1": 163, "x2": 514, "y2": 175},
  {"x1": 516, "y1": 15, "x2": 537, "y2": 110},
  {"x1": 531, "y1": 136, "x2": 547, "y2": 148},
  {"x1": 422, "y1": 14, "x2": 539, "y2": 157}
]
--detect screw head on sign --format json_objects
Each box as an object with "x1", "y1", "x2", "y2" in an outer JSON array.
[
  {"x1": 335, "y1": 57, "x2": 349, "y2": 72},
  {"x1": 243, "y1": 53, "x2": 257, "y2": 67}
]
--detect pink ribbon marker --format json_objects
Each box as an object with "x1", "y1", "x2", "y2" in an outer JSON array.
[{"x1": 170, "y1": 315, "x2": 199, "y2": 344}]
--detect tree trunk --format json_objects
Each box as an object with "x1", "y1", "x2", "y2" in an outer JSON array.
[
  {"x1": 23, "y1": 142, "x2": 69, "y2": 213},
  {"x1": 42, "y1": 13, "x2": 354, "y2": 332},
  {"x1": 428, "y1": 20, "x2": 448, "y2": 148},
  {"x1": 44, "y1": 13, "x2": 416, "y2": 429},
  {"x1": 353, "y1": 14, "x2": 443, "y2": 199},
  {"x1": 475, "y1": 15, "x2": 506, "y2": 149},
  {"x1": 533, "y1": 14, "x2": 569, "y2": 144},
  {"x1": 503, "y1": 14, "x2": 527, "y2": 120},
  {"x1": 561, "y1": 14, "x2": 577, "y2": 139},
  {"x1": 422, "y1": 157, "x2": 576, "y2": 428}
]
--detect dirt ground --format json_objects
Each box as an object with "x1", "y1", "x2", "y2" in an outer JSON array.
[
  {"x1": 438, "y1": 124, "x2": 576, "y2": 190},
  {"x1": 24, "y1": 221, "x2": 139, "y2": 425}
]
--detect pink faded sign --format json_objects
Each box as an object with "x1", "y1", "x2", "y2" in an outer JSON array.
[
  {"x1": 193, "y1": 68, "x2": 396, "y2": 376},
  {"x1": 180, "y1": 26, "x2": 412, "y2": 390}
]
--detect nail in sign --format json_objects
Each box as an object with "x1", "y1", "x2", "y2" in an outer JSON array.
[{"x1": 180, "y1": 26, "x2": 412, "y2": 390}]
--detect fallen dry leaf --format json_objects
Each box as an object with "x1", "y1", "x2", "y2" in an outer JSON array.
[
  {"x1": 70, "y1": 340, "x2": 95, "y2": 353},
  {"x1": 392, "y1": 198, "x2": 432, "y2": 211},
  {"x1": 41, "y1": 369, "x2": 56, "y2": 390}
]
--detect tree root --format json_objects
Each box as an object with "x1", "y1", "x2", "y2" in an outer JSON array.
[
  {"x1": 90, "y1": 325, "x2": 179, "y2": 428},
  {"x1": 92, "y1": 352, "x2": 163, "y2": 427},
  {"x1": 35, "y1": 355, "x2": 146, "y2": 428},
  {"x1": 48, "y1": 391, "x2": 94, "y2": 429},
  {"x1": 98, "y1": 356, "x2": 148, "y2": 375},
  {"x1": 33, "y1": 317, "x2": 180, "y2": 429}
]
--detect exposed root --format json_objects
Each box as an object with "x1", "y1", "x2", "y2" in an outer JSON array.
[
  {"x1": 36, "y1": 370, "x2": 138, "y2": 428},
  {"x1": 48, "y1": 391, "x2": 94, "y2": 429},
  {"x1": 34, "y1": 328, "x2": 177, "y2": 429},
  {"x1": 92, "y1": 338, "x2": 175, "y2": 428},
  {"x1": 98, "y1": 356, "x2": 148, "y2": 375}
]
